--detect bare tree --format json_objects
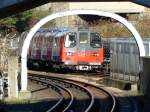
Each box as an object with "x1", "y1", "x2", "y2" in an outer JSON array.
[{"x1": 0, "y1": 26, "x2": 18, "y2": 73}]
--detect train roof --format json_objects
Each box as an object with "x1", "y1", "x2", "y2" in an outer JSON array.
[
  {"x1": 20, "y1": 27, "x2": 73, "y2": 39},
  {"x1": 21, "y1": 27, "x2": 97, "y2": 39},
  {"x1": 34, "y1": 27, "x2": 73, "y2": 38}
]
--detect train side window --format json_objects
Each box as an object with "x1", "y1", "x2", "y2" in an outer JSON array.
[
  {"x1": 65, "y1": 32, "x2": 76, "y2": 48},
  {"x1": 37, "y1": 36, "x2": 42, "y2": 48},
  {"x1": 35, "y1": 37, "x2": 38, "y2": 47},
  {"x1": 79, "y1": 32, "x2": 88, "y2": 44},
  {"x1": 90, "y1": 33, "x2": 102, "y2": 48},
  {"x1": 32, "y1": 37, "x2": 36, "y2": 48},
  {"x1": 43, "y1": 37, "x2": 47, "y2": 48},
  {"x1": 49, "y1": 37, "x2": 53, "y2": 47},
  {"x1": 53, "y1": 38, "x2": 59, "y2": 47}
]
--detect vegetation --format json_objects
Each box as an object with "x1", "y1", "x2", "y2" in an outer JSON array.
[
  {"x1": 31, "y1": 9, "x2": 55, "y2": 28},
  {"x1": 0, "y1": 7, "x2": 150, "y2": 37},
  {"x1": 0, "y1": 9, "x2": 55, "y2": 33},
  {"x1": 80, "y1": 9, "x2": 150, "y2": 38},
  {"x1": 135, "y1": 9, "x2": 150, "y2": 37},
  {"x1": 94, "y1": 20, "x2": 132, "y2": 38},
  {"x1": 0, "y1": 10, "x2": 32, "y2": 33},
  {"x1": 0, "y1": 10, "x2": 32, "y2": 25},
  {"x1": 88, "y1": 14, "x2": 150, "y2": 38}
]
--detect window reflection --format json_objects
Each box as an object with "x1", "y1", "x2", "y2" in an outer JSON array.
[
  {"x1": 65, "y1": 32, "x2": 76, "y2": 48},
  {"x1": 90, "y1": 33, "x2": 102, "y2": 48},
  {"x1": 79, "y1": 32, "x2": 88, "y2": 44}
]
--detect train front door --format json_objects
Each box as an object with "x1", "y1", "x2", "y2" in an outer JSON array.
[{"x1": 77, "y1": 31, "x2": 91, "y2": 70}]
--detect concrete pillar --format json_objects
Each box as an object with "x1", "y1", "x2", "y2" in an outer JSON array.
[
  {"x1": 8, "y1": 56, "x2": 18, "y2": 98},
  {"x1": 139, "y1": 56, "x2": 150, "y2": 97},
  {"x1": 19, "y1": 59, "x2": 31, "y2": 100}
]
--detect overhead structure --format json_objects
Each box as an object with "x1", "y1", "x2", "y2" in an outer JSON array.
[
  {"x1": 0, "y1": 0, "x2": 149, "y2": 18},
  {"x1": 133, "y1": 0, "x2": 150, "y2": 8}
]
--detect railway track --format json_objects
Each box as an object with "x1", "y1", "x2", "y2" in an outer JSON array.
[
  {"x1": 29, "y1": 75, "x2": 94, "y2": 112},
  {"x1": 110, "y1": 91, "x2": 138, "y2": 112},
  {"x1": 29, "y1": 76, "x2": 74, "y2": 112},
  {"x1": 48, "y1": 78, "x2": 94, "y2": 112},
  {"x1": 28, "y1": 71, "x2": 116, "y2": 112}
]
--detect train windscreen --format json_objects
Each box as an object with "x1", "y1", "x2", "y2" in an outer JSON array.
[
  {"x1": 90, "y1": 33, "x2": 102, "y2": 48},
  {"x1": 65, "y1": 32, "x2": 76, "y2": 48},
  {"x1": 79, "y1": 32, "x2": 88, "y2": 44}
]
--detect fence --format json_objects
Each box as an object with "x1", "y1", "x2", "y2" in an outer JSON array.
[{"x1": 108, "y1": 38, "x2": 150, "y2": 82}]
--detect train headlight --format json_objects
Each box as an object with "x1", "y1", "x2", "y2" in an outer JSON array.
[{"x1": 92, "y1": 52, "x2": 100, "y2": 57}]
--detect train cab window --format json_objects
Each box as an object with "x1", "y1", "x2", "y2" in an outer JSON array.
[
  {"x1": 65, "y1": 32, "x2": 76, "y2": 48},
  {"x1": 79, "y1": 32, "x2": 88, "y2": 44},
  {"x1": 90, "y1": 33, "x2": 102, "y2": 48}
]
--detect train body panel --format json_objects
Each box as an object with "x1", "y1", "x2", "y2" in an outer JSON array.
[{"x1": 62, "y1": 48, "x2": 104, "y2": 64}]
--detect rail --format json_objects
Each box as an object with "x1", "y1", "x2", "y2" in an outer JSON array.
[
  {"x1": 29, "y1": 71, "x2": 117, "y2": 112},
  {"x1": 28, "y1": 76, "x2": 74, "y2": 112}
]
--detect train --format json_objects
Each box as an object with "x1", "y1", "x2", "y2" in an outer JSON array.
[{"x1": 18, "y1": 27, "x2": 108, "y2": 71}]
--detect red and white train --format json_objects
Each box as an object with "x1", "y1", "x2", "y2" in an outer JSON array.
[{"x1": 19, "y1": 27, "x2": 105, "y2": 71}]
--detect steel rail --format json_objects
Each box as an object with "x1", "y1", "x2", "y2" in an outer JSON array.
[
  {"x1": 111, "y1": 91, "x2": 138, "y2": 112},
  {"x1": 28, "y1": 76, "x2": 74, "y2": 112},
  {"x1": 41, "y1": 73, "x2": 116, "y2": 112},
  {"x1": 47, "y1": 77, "x2": 95, "y2": 112},
  {"x1": 44, "y1": 79, "x2": 74, "y2": 112},
  {"x1": 29, "y1": 71, "x2": 116, "y2": 112},
  {"x1": 31, "y1": 74, "x2": 94, "y2": 112},
  {"x1": 50, "y1": 75, "x2": 116, "y2": 112},
  {"x1": 28, "y1": 76, "x2": 64, "y2": 112}
]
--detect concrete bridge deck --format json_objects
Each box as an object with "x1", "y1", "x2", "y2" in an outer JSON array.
[{"x1": 0, "y1": 0, "x2": 149, "y2": 18}]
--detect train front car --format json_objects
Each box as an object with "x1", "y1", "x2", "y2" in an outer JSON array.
[{"x1": 61, "y1": 28, "x2": 104, "y2": 71}]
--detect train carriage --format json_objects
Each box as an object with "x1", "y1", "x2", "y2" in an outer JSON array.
[{"x1": 20, "y1": 27, "x2": 105, "y2": 71}]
